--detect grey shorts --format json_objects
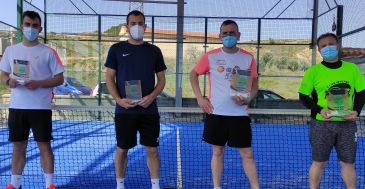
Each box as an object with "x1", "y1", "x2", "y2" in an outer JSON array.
[{"x1": 309, "y1": 119, "x2": 357, "y2": 163}]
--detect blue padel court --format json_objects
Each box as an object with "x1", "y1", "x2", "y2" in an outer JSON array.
[{"x1": 1, "y1": 118, "x2": 364, "y2": 189}]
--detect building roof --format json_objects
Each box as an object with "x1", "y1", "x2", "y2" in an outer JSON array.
[{"x1": 341, "y1": 48, "x2": 365, "y2": 58}]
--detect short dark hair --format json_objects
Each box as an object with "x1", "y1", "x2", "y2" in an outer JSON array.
[
  {"x1": 126, "y1": 10, "x2": 145, "y2": 24},
  {"x1": 22, "y1": 10, "x2": 42, "y2": 24},
  {"x1": 317, "y1": 33, "x2": 338, "y2": 46},
  {"x1": 220, "y1": 20, "x2": 239, "y2": 32}
]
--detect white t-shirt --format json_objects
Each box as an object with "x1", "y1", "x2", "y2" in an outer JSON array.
[
  {"x1": 0, "y1": 43, "x2": 64, "y2": 109},
  {"x1": 193, "y1": 48, "x2": 258, "y2": 116}
]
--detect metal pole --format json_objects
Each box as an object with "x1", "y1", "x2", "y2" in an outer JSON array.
[
  {"x1": 98, "y1": 15, "x2": 102, "y2": 107},
  {"x1": 256, "y1": 19, "x2": 261, "y2": 73},
  {"x1": 152, "y1": 16, "x2": 155, "y2": 44},
  {"x1": 203, "y1": 17, "x2": 208, "y2": 97},
  {"x1": 336, "y1": 5, "x2": 343, "y2": 48},
  {"x1": 311, "y1": 0, "x2": 319, "y2": 65},
  {"x1": 175, "y1": 0, "x2": 184, "y2": 107},
  {"x1": 17, "y1": 0, "x2": 23, "y2": 43},
  {"x1": 44, "y1": 0, "x2": 47, "y2": 43}
]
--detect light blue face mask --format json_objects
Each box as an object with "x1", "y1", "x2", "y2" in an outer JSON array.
[
  {"x1": 23, "y1": 27, "x2": 39, "y2": 41},
  {"x1": 222, "y1": 35, "x2": 237, "y2": 48},
  {"x1": 320, "y1": 45, "x2": 339, "y2": 61}
]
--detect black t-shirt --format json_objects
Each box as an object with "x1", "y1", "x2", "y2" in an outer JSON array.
[{"x1": 104, "y1": 41, "x2": 167, "y2": 114}]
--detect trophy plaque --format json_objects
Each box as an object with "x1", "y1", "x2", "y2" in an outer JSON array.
[
  {"x1": 326, "y1": 87, "x2": 351, "y2": 117},
  {"x1": 230, "y1": 69, "x2": 252, "y2": 98},
  {"x1": 12, "y1": 59, "x2": 30, "y2": 85},
  {"x1": 125, "y1": 80, "x2": 142, "y2": 103}
]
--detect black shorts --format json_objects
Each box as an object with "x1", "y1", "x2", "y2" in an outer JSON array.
[
  {"x1": 8, "y1": 108, "x2": 53, "y2": 142},
  {"x1": 203, "y1": 114, "x2": 252, "y2": 148},
  {"x1": 115, "y1": 114, "x2": 160, "y2": 149}
]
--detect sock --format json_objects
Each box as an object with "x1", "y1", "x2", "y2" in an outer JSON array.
[
  {"x1": 11, "y1": 175, "x2": 22, "y2": 189},
  {"x1": 44, "y1": 173, "x2": 54, "y2": 188},
  {"x1": 116, "y1": 178, "x2": 125, "y2": 189},
  {"x1": 151, "y1": 178, "x2": 160, "y2": 189}
]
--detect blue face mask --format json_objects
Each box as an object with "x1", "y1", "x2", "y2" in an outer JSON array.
[
  {"x1": 320, "y1": 45, "x2": 339, "y2": 61},
  {"x1": 222, "y1": 36, "x2": 237, "y2": 48},
  {"x1": 23, "y1": 27, "x2": 39, "y2": 41}
]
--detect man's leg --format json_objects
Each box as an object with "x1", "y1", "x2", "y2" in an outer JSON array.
[
  {"x1": 212, "y1": 145, "x2": 225, "y2": 188},
  {"x1": 238, "y1": 147, "x2": 259, "y2": 189},
  {"x1": 146, "y1": 146, "x2": 160, "y2": 189},
  {"x1": 37, "y1": 142, "x2": 55, "y2": 188},
  {"x1": 309, "y1": 161, "x2": 327, "y2": 189},
  {"x1": 8, "y1": 109, "x2": 29, "y2": 188},
  {"x1": 336, "y1": 121, "x2": 357, "y2": 189},
  {"x1": 340, "y1": 161, "x2": 356, "y2": 189},
  {"x1": 37, "y1": 142, "x2": 54, "y2": 173},
  {"x1": 146, "y1": 146, "x2": 160, "y2": 179},
  {"x1": 115, "y1": 147, "x2": 128, "y2": 189},
  {"x1": 308, "y1": 119, "x2": 335, "y2": 189},
  {"x1": 11, "y1": 140, "x2": 28, "y2": 188}
]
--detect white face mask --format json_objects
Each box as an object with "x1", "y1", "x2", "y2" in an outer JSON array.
[{"x1": 129, "y1": 25, "x2": 145, "y2": 40}]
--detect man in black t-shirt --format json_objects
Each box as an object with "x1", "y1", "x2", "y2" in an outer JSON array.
[{"x1": 105, "y1": 10, "x2": 166, "y2": 189}]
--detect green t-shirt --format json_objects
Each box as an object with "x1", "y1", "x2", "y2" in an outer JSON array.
[{"x1": 298, "y1": 61, "x2": 365, "y2": 121}]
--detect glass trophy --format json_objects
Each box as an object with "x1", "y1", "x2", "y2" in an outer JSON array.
[
  {"x1": 125, "y1": 80, "x2": 142, "y2": 103},
  {"x1": 230, "y1": 69, "x2": 252, "y2": 98},
  {"x1": 12, "y1": 59, "x2": 30, "y2": 85},
  {"x1": 326, "y1": 87, "x2": 351, "y2": 117}
]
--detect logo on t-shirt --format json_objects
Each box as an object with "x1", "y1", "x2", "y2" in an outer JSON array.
[
  {"x1": 215, "y1": 60, "x2": 226, "y2": 65},
  {"x1": 325, "y1": 81, "x2": 351, "y2": 111},
  {"x1": 217, "y1": 66, "x2": 225, "y2": 73}
]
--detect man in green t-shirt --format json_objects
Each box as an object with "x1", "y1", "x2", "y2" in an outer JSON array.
[{"x1": 298, "y1": 33, "x2": 365, "y2": 189}]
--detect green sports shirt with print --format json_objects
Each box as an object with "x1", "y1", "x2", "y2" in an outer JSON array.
[{"x1": 298, "y1": 60, "x2": 365, "y2": 121}]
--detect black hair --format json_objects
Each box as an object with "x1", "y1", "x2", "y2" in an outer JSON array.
[
  {"x1": 22, "y1": 10, "x2": 41, "y2": 24},
  {"x1": 126, "y1": 10, "x2": 145, "y2": 24},
  {"x1": 317, "y1": 33, "x2": 338, "y2": 46},
  {"x1": 220, "y1": 20, "x2": 239, "y2": 32}
]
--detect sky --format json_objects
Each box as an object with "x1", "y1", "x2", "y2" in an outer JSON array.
[
  {"x1": 0, "y1": 0, "x2": 44, "y2": 27},
  {"x1": 0, "y1": 0, "x2": 364, "y2": 47}
]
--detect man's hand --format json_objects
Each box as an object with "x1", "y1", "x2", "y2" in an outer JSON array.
[
  {"x1": 24, "y1": 80, "x2": 42, "y2": 90},
  {"x1": 8, "y1": 78, "x2": 18, "y2": 88},
  {"x1": 197, "y1": 96, "x2": 213, "y2": 114},
  {"x1": 138, "y1": 95, "x2": 155, "y2": 108},
  {"x1": 342, "y1": 111, "x2": 358, "y2": 121},
  {"x1": 233, "y1": 95, "x2": 251, "y2": 105},
  {"x1": 116, "y1": 98, "x2": 138, "y2": 109},
  {"x1": 320, "y1": 109, "x2": 332, "y2": 120}
]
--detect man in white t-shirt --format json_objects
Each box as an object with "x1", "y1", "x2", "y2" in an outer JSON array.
[
  {"x1": 190, "y1": 20, "x2": 260, "y2": 189},
  {"x1": 0, "y1": 11, "x2": 64, "y2": 189}
]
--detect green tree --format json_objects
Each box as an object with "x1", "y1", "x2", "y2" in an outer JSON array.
[
  {"x1": 299, "y1": 60, "x2": 310, "y2": 71},
  {"x1": 287, "y1": 60, "x2": 300, "y2": 72},
  {"x1": 260, "y1": 52, "x2": 274, "y2": 71},
  {"x1": 275, "y1": 57, "x2": 289, "y2": 70}
]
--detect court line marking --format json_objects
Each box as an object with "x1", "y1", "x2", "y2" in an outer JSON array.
[{"x1": 176, "y1": 127, "x2": 183, "y2": 189}]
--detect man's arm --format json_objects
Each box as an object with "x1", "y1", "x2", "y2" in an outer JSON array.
[
  {"x1": 1, "y1": 71, "x2": 63, "y2": 89},
  {"x1": 24, "y1": 73, "x2": 64, "y2": 89},
  {"x1": 189, "y1": 70, "x2": 213, "y2": 113},
  {"x1": 105, "y1": 67, "x2": 136, "y2": 109},
  {"x1": 0, "y1": 71, "x2": 11, "y2": 86},
  {"x1": 249, "y1": 77, "x2": 258, "y2": 101},
  {"x1": 342, "y1": 89, "x2": 365, "y2": 120},
  {"x1": 138, "y1": 71, "x2": 166, "y2": 108}
]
